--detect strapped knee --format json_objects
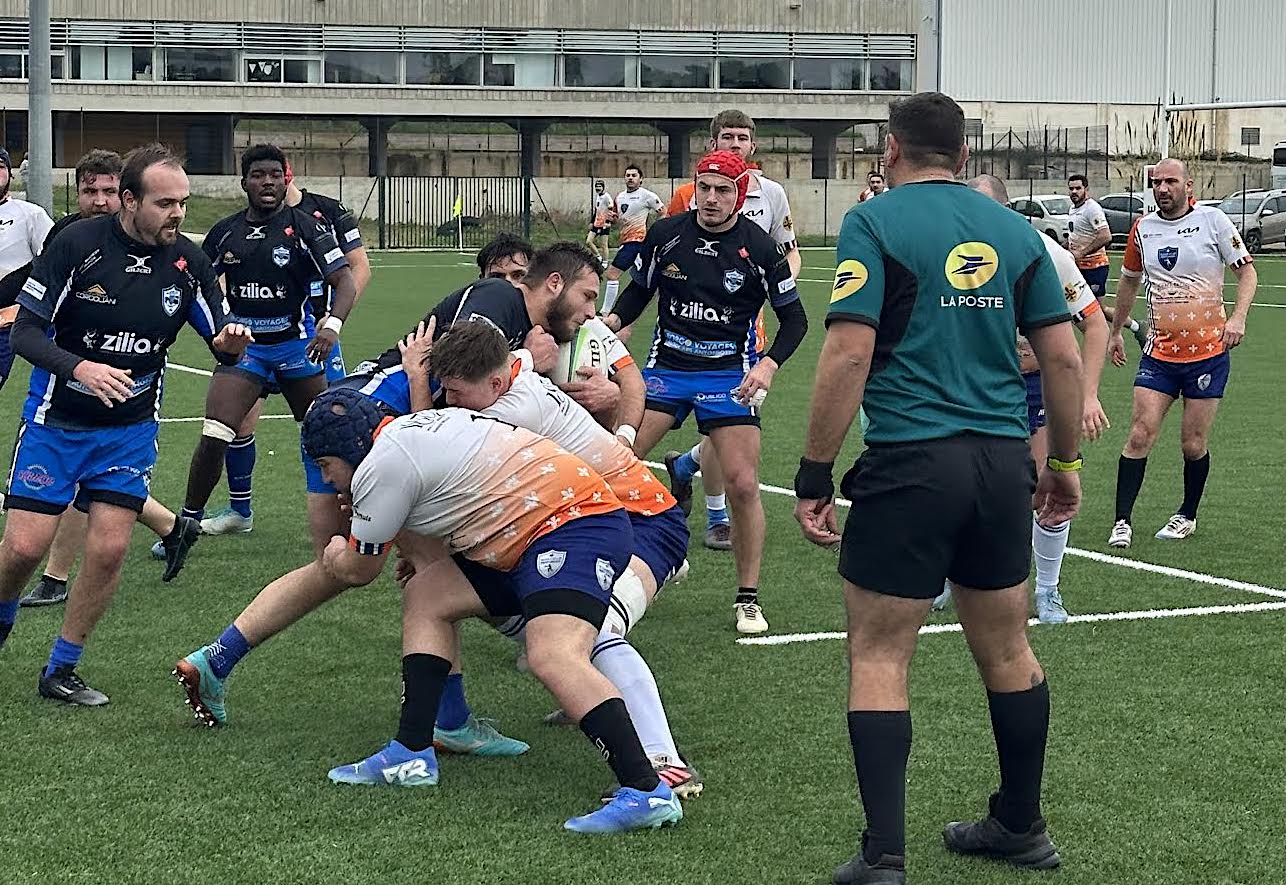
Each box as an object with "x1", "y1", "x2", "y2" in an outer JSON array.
[
  {"x1": 603, "y1": 566, "x2": 648, "y2": 637},
  {"x1": 201, "y1": 419, "x2": 237, "y2": 443}
]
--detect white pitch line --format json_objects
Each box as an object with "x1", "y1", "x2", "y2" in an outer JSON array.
[
  {"x1": 159, "y1": 415, "x2": 295, "y2": 424},
  {"x1": 641, "y1": 461, "x2": 1283, "y2": 599},
  {"x1": 167, "y1": 362, "x2": 213, "y2": 377},
  {"x1": 736, "y1": 600, "x2": 1286, "y2": 646}
]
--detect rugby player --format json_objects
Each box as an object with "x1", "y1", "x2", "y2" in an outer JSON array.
[
  {"x1": 476, "y1": 231, "x2": 532, "y2": 284},
  {"x1": 858, "y1": 171, "x2": 887, "y2": 202},
  {"x1": 794, "y1": 92, "x2": 1081, "y2": 883},
  {"x1": 585, "y1": 179, "x2": 616, "y2": 268},
  {"x1": 196, "y1": 161, "x2": 371, "y2": 543},
  {"x1": 0, "y1": 144, "x2": 251, "y2": 704},
  {"x1": 173, "y1": 144, "x2": 356, "y2": 556},
  {"x1": 1067, "y1": 173, "x2": 1145, "y2": 346},
  {"x1": 306, "y1": 391, "x2": 683, "y2": 833},
  {"x1": 603, "y1": 150, "x2": 808, "y2": 634},
  {"x1": 601, "y1": 165, "x2": 664, "y2": 314},
  {"x1": 661, "y1": 110, "x2": 801, "y2": 550},
  {"x1": 410, "y1": 321, "x2": 700, "y2": 796},
  {"x1": 1108, "y1": 158, "x2": 1255, "y2": 547},
  {"x1": 0, "y1": 146, "x2": 54, "y2": 393}
]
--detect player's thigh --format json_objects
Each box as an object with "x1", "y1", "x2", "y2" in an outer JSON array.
[
  {"x1": 205, "y1": 369, "x2": 266, "y2": 427},
  {"x1": 0, "y1": 507, "x2": 62, "y2": 563},
  {"x1": 634, "y1": 407, "x2": 680, "y2": 458},
  {"x1": 949, "y1": 437, "x2": 1036, "y2": 591},
  {"x1": 402, "y1": 554, "x2": 491, "y2": 623},
  {"x1": 1128, "y1": 384, "x2": 1176, "y2": 439},
  {"x1": 843, "y1": 579, "x2": 930, "y2": 665},
  {"x1": 706, "y1": 423, "x2": 761, "y2": 492},
  {"x1": 82, "y1": 500, "x2": 142, "y2": 561},
  {"x1": 239, "y1": 396, "x2": 267, "y2": 436},
  {"x1": 1179, "y1": 396, "x2": 1221, "y2": 444},
  {"x1": 524, "y1": 613, "x2": 598, "y2": 668},
  {"x1": 279, "y1": 372, "x2": 329, "y2": 421}
]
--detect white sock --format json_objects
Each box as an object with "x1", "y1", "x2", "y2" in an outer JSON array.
[
  {"x1": 1032, "y1": 514, "x2": 1071, "y2": 592},
  {"x1": 688, "y1": 442, "x2": 703, "y2": 466},
  {"x1": 706, "y1": 493, "x2": 726, "y2": 513},
  {"x1": 1127, "y1": 318, "x2": 1140, "y2": 332},
  {"x1": 591, "y1": 632, "x2": 683, "y2": 764},
  {"x1": 602, "y1": 279, "x2": 620, "y2": 314}
]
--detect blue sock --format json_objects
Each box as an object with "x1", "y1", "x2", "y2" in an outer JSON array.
[
  {"x1": 225, "y1": 434, "x2": 256, "y2": 518},
  {"x1": 436, "y1": 673, "x2": 471, "y2": 731},
  {"x1": 0, "y1": 599, "x2": 19, "y2": 647},
  {"x1": 706, "y1": 493, "x2": 729, "y2": 530},
  {"x1": 206, "y1": 624, "x2": 252, "y2": 679},
  {"x1": 46, "y1": 636, "x2": 84, "y2": 677},
  {"x1": 672, "y1": 451, "x2": 698, "y2": 483}
]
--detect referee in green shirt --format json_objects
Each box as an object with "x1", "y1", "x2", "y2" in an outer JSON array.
[{"x1": 793, "y1": 92, "x2": 1084, "y2": 884}]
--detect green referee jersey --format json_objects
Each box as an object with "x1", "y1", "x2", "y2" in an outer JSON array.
[{"x1": 827, "y1": 180, "x2": 1071, "y2": 444}]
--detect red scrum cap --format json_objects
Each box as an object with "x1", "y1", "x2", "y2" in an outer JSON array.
[
  {"x1": 694, "y1": 150, "x2": 750, "y2": 213},
  {"x1": 283, "y1": 160, "x2": 294, "y2": 187}
]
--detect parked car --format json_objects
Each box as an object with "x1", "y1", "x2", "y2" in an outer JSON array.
[
  {"x1": 1099, "y1": 193, "x2": 1146, "y2": 246},
  {"x1": 1009, "y1": 194, "x2": 1072, "y2": 243},
  {"x1": 1214, "y1": 189, "x2": 1286, "y2": 253}
]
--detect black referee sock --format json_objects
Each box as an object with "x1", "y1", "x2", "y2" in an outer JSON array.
[
  {"x1": 579, "y1": 697, "x2": 660, "y2": 792},
  {"x1": 396, "y1": 653, "x2": 451, "y2": 752},
  {"x1": 847, "y1": 710, "x2": 912, "y2": 863},
  {"x1": 735, "y1": 587, "x2": 758, "y2": 605},
  {"x1": 1179, "y1": 452, "x2": 1211, "y2": 519},
  {"x1": 1115, "y1": 455, "x2": 1148, "y2": 523},
  {"x1": 987, "y1": 679, "x2": 1050, "y2": 834}
]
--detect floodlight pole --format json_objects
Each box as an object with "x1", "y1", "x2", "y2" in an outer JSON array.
[{"x1": 27, "y1": 0, "x2": 53, "y2": 213}]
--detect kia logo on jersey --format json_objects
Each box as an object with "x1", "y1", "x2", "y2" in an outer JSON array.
[{"x1": 1158, "y1": 246, "x2": 1179, "y2": 271}]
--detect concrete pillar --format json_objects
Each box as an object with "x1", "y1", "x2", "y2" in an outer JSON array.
[
  {"x1": 798, "y1": 121, "x2": 853, "y2": 179},
  {"x1": 514, "y1": 119, "x2": 551, "y2": 177},
  {"x1": 220, "y1": 114, "x2": 237, "y2": 175},
  {"x1": 362, "y1": 118, "x2": 394, "y2": 177},
  {"x1": 657, "y1": 120, "x2": 702, "y2": 178}
]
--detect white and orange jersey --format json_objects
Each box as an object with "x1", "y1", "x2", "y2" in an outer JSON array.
[
  {"x1": 615, "y1": 187, "x2": 664, "y2": 244},
  {"x1": 1018, "y1": 237, "x2": 1101, "y2": 371},
  {"x1": 1068, "y1": 198, "x2": 1110, "y2": 270},
  {"x1": 347, "y1": 408, "x2": 620, "y2": 570},
  {"x1": 1121, "y1": 205, "x2": 1251, "y2": 364},
  {"x1": 483, "y1": 363, "x2": 677, "y2": 517},
  {"x1": 592, "y1": 192, "x2": 616, "y2": 228}
]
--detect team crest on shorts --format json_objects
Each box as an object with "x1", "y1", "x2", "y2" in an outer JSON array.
[
  {"x1": 1197, "y1": 372, "x2": 1212, "y2": 391},
  {"x1": 161, "y1": 285, "x2": 182, "y2": 316},
  {"x1": 1158, "y1": 245, "x2": 1179, "y2": 271},
  {"x1": 272, "y1": 245, "x2": 291, "y2": 267},
  {"x1": 536, "y1": 549, "x2": 566, "y2": 578},
  {"x1": 723, "y1": 269, "x2": 745, "y2": 293},
  {"x1": 595, "y1": 558, "x2": 615, "y2": 592}
]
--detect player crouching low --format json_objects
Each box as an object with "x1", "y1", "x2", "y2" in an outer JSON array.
[{"x1": 301, "y1": 389, "x2": 682, "y2": 834}]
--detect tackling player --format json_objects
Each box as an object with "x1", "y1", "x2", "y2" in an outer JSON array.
[
  {"x1": 0, "y1": 144, "x2": 250, "y2": 704},
  {"x1": 306, "y1": 391, "x2": 683, "y2": 833},
  {"x1": 173, "y1": 144, "x2": 356, "y2": 556},
  {"x1": 197, "y1": 161, "x2": 371, "y2": 543},
  {"x1": 1067, "y1": 173, "x2": 1145, "y2": 346},
  {"x1": 601, "y1": 165, "x2": 664, "y2": 314},
  {"x1": 1108, "y1": 158, "x2": 1256, "y2": 547},
  {"x1": 661, "y1": 109, "x2": 801, "y2": 551},
  {"x1": 603, "y1": 150, "x2": 809, "y2": 634},
  {"x1": 585, "y1": 180, "x2": 616, "y2": 268}
]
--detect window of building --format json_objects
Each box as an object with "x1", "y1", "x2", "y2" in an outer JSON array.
[
  {"x1": 324, "y1": 50, "x2": 398, "y2": 85},
  {"x1": 164, "y1": 48, "x2": 236, "y2": 82},
  {"x1": 868, "y1": 58, "x2": 912, "y2": 91},
  {"x1": 483, "y1": 53, "x2": 555, "y2": 87},
  {"x1": 564, "y1": 53, "x2": 636, "y2": 88},
  {"x1": 0, "y1": 50, "x2": 67, "y2": 80},
  {"x1": 639, "y1": 55, "x2": 712, "y2": 89},
  {"x1": 719, "y1": 57, "x2": 789, "y2": 90},
  {"x1": 245, "y1": 55, "x2": 322, "y2": 84},
  {"x1": 792, "y1": 57, "x2": 863, "y2": 90},
  {"x1": 406, "y1": 51, "x2": 481, "y2": 86}
]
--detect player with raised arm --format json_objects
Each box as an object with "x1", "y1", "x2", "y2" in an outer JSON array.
[
  {"x1": 603, "y1": 150, "x2": 808, "y2": 634},
  {"x1": 0, "y1": 144, "x2": 250, "y2": 704},
  {"x1": 1108, "y1": 158, "x2": 1256, "y2": 547},
  {"x1": 172, "y1": 144, "x2": 356, "y2": 556}
]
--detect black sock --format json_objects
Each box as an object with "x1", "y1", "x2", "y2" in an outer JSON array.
[
  {"x1": 1179, "y1": 452, "x2": 1210, "y2": 519},
  {"x1": 579, "y1": 697, "x2": 660, "y2": 792},
  {"x1": 987, "y1": 680, "x2": 1050, "y2": 833},
  {"x1": 1115, "y1": 455, "x2": 1148, "y2": 522},
  {"x1": 396, "y1": 653, "x2": 451, "y2": 752},
  {"x1": 735, "y1": 587, "x2": 758, "y2": 605},
  {"x1": 848, "y1": 710, "x2": 912, "y2": 862}
]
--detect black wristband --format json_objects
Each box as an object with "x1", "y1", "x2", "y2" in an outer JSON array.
[{"x1": 794, "y1": 457, "x2": 835, "y2": 501}]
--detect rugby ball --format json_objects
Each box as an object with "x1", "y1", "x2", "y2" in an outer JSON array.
[{"x1": 552, "y1": 318, "x2": 614, "y2": 384}]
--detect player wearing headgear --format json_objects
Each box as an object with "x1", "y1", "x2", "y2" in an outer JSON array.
[
  {"x1": 603, "y1": 150, "x2": 808, "y2": 634},
  {"x1": 298, "y1": 389, "x2": 683, "y2": 833},
  {"x1": 585, "y1": 179, "x2": 616, "y2": 269},
  {"x1": 193, "y1": 159, "x2": 372, "y2": 551},
  {"x1": 0, "y1": 144, "x2": 251, "y2": 705},
  {"x1": 170, "y1": 144, "x2": 357, "y2": 557}
]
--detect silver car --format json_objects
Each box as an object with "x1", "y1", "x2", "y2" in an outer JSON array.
[{"x1": 1215, "y1": 189, "x2": 1286, "y2": 253}]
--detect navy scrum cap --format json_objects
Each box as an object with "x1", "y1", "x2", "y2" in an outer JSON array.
[{"x1": 300, "y1": 388, "x2": 389, "y2": 469}]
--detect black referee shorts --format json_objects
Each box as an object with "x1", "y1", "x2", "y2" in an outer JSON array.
[{"x1": 837, "y1": 434, "x2": 1036, "y2": 599}]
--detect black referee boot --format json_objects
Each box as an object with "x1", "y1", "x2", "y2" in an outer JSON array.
[
  {"x1": 943, "y1": 793, "x2": 1060, "y2": 870},
  {"x1": 832, "y1": 852, "x2": 905, "y2": 884}
]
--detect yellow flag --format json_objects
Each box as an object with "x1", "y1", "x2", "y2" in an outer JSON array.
[{"x1": 452, "y1": 194, "x2": 463, "y2": 217}]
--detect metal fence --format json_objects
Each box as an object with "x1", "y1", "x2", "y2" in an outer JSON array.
[
  {"x1": 378, "y1": 175, "x2": 530, "y2": 249},
  {"x1": 963, "y1": 125, "x2": 1111, "y2": 182}
]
